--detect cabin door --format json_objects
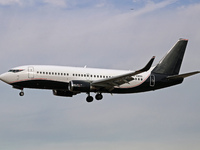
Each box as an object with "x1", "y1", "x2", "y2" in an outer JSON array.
[
  {"x1": 150, "y1": 74, "x2": 155, "y2": 87},
  {"x1": 28, "y1": 67, "x2": 34, "y2": 78}
]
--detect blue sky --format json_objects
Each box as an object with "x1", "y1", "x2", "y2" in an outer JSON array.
[
  {"x1": 0, "y1": 0, "x2": 199, "y2": 10},
  {"x1": 0, "y1": 0, "x2": 200, "y2": 150}
]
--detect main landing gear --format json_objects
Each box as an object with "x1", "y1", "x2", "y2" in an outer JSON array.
[{"x1": 86, "y1": 93, "x2": 103, "y2": 103}]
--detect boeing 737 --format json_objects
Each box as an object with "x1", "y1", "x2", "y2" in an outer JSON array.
[{"x1": 0, "y1": 38, "x2": 199, "y2": 102}]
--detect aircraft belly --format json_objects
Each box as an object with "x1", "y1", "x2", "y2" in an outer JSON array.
[
  {"x1": 110, "y1": 76, "x2": 184, "y2": 94},
  {"x1": 11, "y1": 79, "x2": 68, "y2": 90}
]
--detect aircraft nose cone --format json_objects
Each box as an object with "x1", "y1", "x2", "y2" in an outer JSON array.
[
  {"x1": 0, "y1": 73, "x2": 5, "y2": 81},
  {"x1": 0, "y1": 73, "x2": 10, "y2": 83},
  {"x1": 0, "y1": 73, "x2": 3, "y2": 80}
]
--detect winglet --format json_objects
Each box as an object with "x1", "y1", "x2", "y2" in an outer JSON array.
[{"x1": 139, "y1": 56, "x2": 155, "y2": 72}]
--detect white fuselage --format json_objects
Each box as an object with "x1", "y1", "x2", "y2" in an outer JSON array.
[{"x1": 0, "y1": 65, "x2": 152, "y2": 90}]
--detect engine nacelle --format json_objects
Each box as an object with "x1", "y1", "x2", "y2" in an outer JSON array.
[
  {"x1": 68, "y1": 80, "x2": 91, "y2": 92},
  {"x1": 53, "y1": 90, "x2": 74, "y2": 97}
]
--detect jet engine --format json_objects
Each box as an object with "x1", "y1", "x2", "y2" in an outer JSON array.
[{"x1": 68, "y1": 80, "x2": 91, "y2": 92}]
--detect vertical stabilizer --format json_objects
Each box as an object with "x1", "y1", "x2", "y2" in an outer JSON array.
[{"x1": 152, "y1": 38, "x2": 188, "y2": 75}]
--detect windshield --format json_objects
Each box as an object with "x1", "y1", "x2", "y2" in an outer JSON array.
[{"x1": 8, "y1": 69, "x2": 24, "y2": 73}]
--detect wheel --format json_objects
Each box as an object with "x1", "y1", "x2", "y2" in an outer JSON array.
[
  {"x1": 95, "y1": 93, "x2": 103, "y2": 100},
  {"x1": 86, "y1": 96, "x2": 93, "y2": 103},
  {"x1": 19, "y1": 91, "x2": 24, "y2": 96}
]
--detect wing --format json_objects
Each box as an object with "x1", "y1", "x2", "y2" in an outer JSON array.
[{"x1": 91, "y1": 56, "x2": 155, "y2": 91}]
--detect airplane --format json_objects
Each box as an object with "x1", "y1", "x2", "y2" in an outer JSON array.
[{"x1": 0, "y1": 38, "x2": 199, "y2": 102}]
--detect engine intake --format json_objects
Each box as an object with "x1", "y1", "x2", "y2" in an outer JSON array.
[{"x1": 68, "y1": 80, "x2": 91, "y2": 92}]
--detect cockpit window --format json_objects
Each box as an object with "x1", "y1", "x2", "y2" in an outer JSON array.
[{"x1": 8, "y1": 69, "x2": 24, "y2": 73}]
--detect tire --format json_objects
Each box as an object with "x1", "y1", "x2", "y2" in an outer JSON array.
[{"x1": 86, "y1": 96, "x2": 93, "y2": 102}]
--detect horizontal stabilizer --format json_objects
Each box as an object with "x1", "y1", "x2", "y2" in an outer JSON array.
[{"x1": 167, "y1": 71, "x2": 200, "y2": 80}]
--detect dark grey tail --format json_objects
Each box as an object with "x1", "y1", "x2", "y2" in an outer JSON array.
[{"x1": 152, "y1": 38, "x2": 188, "y2": 75}]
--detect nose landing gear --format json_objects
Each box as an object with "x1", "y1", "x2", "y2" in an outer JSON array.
[{"x1": 19, "y1": 89, "x2": 24, "y2": 96}]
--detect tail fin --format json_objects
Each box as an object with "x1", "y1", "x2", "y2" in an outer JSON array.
[{"x1": 152, "y1": 38, "x2": 188, "y2": 75}]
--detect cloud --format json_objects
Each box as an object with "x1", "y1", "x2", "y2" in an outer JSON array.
[
  {"x1": 131, "y1": 0, "x2": 178, "y2": 16},
  {"x1": 0, "y1": 0, "x2": 177, "y2": 9},
  {"x1": 95, "y1": 2, "x2": 106, "y2": 8},
  {"x1": 0, "y1": 0, "x2": 22, "y2": 5},
  {"x1": 0, "y1": 0, "x2": 199, "y2": 69},
  {"x1": 43, "y1": 0, "x2": 67, "y2": 8}
]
